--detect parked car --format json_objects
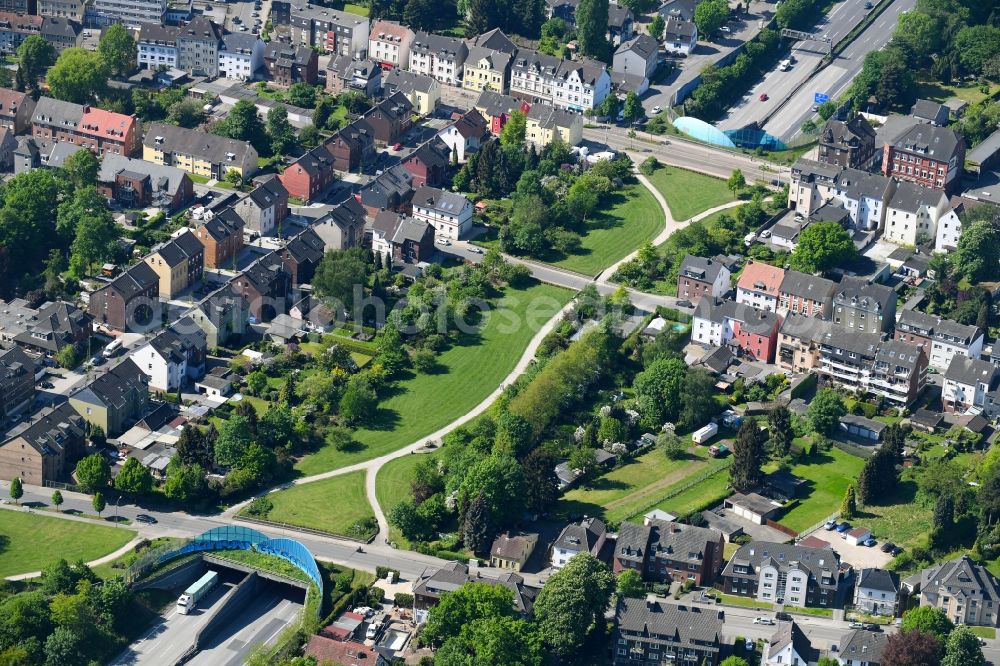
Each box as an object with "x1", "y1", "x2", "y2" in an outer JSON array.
[
  {"x1": 836, "y1": 522, "x2": 851, "y2": 532},
  {"x1": 864, "y1": 1, "x2": 873, "y2": 7},
  {"x1": 469, "y1": 247, "x2": 484, "y2": 254},
  {"x1": 864, "y1": 538, "x2": 877, "y2": 547},
  {"x1": 824, "y1": 520, "x2": 837, "y2": 531},
  {"x1": 850, "y1": 621, "x2": 865, "y2": 629},
  {"x1": 39, "y1": 381, "x2": 54, "y2": 389},
  {"x1": 864, "y1": 623, "x2": 880, "y2": 631},
  {"x1": 880, "y1": 542, "x2": 895, "y2": 553},
  {"x1": 720, "y1": 25, "x2": 732, "y2": 33},
  {"x1": 676, "y1": 299, "x2": 694, "y2": 308},
  {"x1": 135, "y1": 514, "x2": 157, "y2": 524},
  {"x1": 775, "y1": 612, "x2": 792, "y2": 621},
  {"x1": 890, "y1": 546, "x2": 903, "y2": 556},
  {"x1": 652, "y1": 105, "x2": 662, "y2": 114},
  {"x1": 753, "y1": 617, "x2": 775, "y2": 625}
]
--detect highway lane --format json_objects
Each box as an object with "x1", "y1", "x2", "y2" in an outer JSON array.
[{"x1": 763, "y1": 0, "x2": 916, "y2": 141}]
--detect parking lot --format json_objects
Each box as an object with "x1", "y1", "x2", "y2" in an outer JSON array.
[{"x1": 800, "y1": 527, "x2": 894, "y2": 569}]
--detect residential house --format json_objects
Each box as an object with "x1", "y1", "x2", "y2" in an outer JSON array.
[
  {"x1": 1, "y1": 0, "x2": 36, "y2": 13},
  {"x1": 188, "y1": 284, "x2": 249, "y2": 348},
  {"x1": 606, "y1": 2, "x2": 634, "y2": 45},
  {"x1": 234, "y1": 176, "x2": 289, "y2": 237},
  {"x1": 401, "y1": 136, "x2": 450, "y2": 187},
  {"x1": 816, "y1": 327, "x2": 881, "y2": 392},
  {"x1": 692, "y1": 298, "x2": 781, "y2": 363},
  {"x1": 0, "y1": 87, "x2": 34, "y2": 134},
  {"x1": 132, "y1": 320, "x2": 206, "y2": 391},
  {"x1": 0, "y1": 12, "x2": 42, "y2": 55},
  {"x1": 326, "y1": 55, "x2": 381, "y2": 97},
  {"x1": 893, "y1": 309, "x2": 984, "y2": 372},
  {"x1": 831, "y1": 276, "x2": 896, "y2": 335},
  {"x1": 463, "y1": 43, "x2": 515, "y2": 94},
  {"x1": 367, "y1": 20, "x2": 413, "y2": 69},
  {"x1": 836, "y1": 629, "x2": 889, "y2": 666},
  {"x1": 143, "y1": 229, "x2": 205, "y2": 298},
  {"x1": 551, "y1": 517, "x2": 607, "y2": 568},
  {"x1": 407, "y1": 31, "x2": 467, "y2": 86},
  {"x1": 370, "y1": 211, "x2": 434, "y2": 265},
  {"x1": 818, "y1": 114, "x2": 877, "y2": 170},
  {"x1": 735, "y1": 260, "x2": 785, "y2": 312},
  {"x1": 144, "y1": 123, "x2": 258, "y2": 181},
  {"x1": 358, "y1": 163, "x2": 413, "y2": 216},
  {"x1": 777, "y1": 314, "x2": 829, "y2": 374},
  {"x1": 229, "y1": 253, "x2": 292, "y2": 322},
  {"x1": 778, "y1": 271, "x2": 835, "y2": 318},
  {"x1": 263, "y1": 42, "x2": 318, "y2": 86},
  {"x1": 474, "y1": 90, "x2": 528, "y2": 135},
  {"x1": 195, "y1": 208, "x2": 244, "y2": 269},
  {"x1": 762, "y1": 622, "x2": 817, "y2": 666},
  {"x1": 362, "y1": 92, "x2": 413, "y2": 145},
  {"x1": 911, "y1": 99, "x2": 950, "y2": 126},
  {"x1": 868, "y1": 339, "x2": 927, "y2": 406},
  {"x1": 883, "y1": 123, "x2": 965, "y2": 192},
  {"x1": 87, "y1": 0, "x2": 164, "y2": 28},
  {"x1": 722, "y1": 541, "x2": 841, "y2": 607},
  {"x1": 613, "y1": 599, "x2": 724, "y2": 666},
  {"x1": 917, "y1": 555, "x2": 1000, "y2": 627},
  {"x1": 676, "y1": 254, "x2": 731, "y2": 304},
  {"x1": 327, "y1": 119, "x2": 375, "y2": 173},
  {"x1": 138, "y1": 24, "x2": 179, "y2": 69},
  {"x1": 219, "y1": 33, "x2": 264, "y2": 81},
  {"x1": 312, "y1": 197, "x2": 366, "y2": 251},
  {"x1": 854, "y1": 569, "x2": 902, "y2": 617},
  {"x1": 279, "y1": 227, "x2": 325, "y2": 286},
  {"x1": 943, "y1": 356, "x2": 999, "y2": 413},
  {"x1": 176, "y1": 16, "x2": 222, "y2": 77},
  {"x1": 273, "y1": 2, "x2": 369, "y2": 56},
  {"x1": 883, "y1": 181, "x2": 950, "y2": 246},
  {"x1": 89, "y1": 262, "x2": 160, "y2": 332},
  {"x1": 411, "y1": 561, "x2": 535, "y2": 624},
  {"x1": 525, "y1": 103, "x2": 583, "y2": 146},
  {"x1": 0, "y1": 346, "x2": 34, "y2": 420},
  {"x1": 0, "y1": 126, "x2": 16, "y2": 170},
  {"x1": 663, "y1": 17, "x2": 697, "y2": 55},
  {"x1": 788, "y1": 158, "x2": 842, "y2": 218},
  {"x1": 935, "y1": 201, "x2": 966, "y2": 253},
  {"x1": 31, "y1": 97, "x2": 138, "y2": 157},
  {"x1": 40, "y1": 16, "x2": 79, "y2": 53},
  {"x1": 410, "y1": 186, "x2": 472, "y2": 240},
  {"x1": 0, "y1": 403, "x2": 85, "y2": 485},
  {"x1": 614, "y1": 518, "x2": 724, "y2": 585},
  {"x1": 97, "y1": 154, "x2": 194, "y2": 211},
  {"x1": 382, "y1": 68, "x2": 440, "y2": 115},
  {"x1": 490, "y1": 532, "x2": 538, "y2": 572},
  {"x1": 38, "y1": 0, "x2": 83, "y2": 20},
  {"x1": 613, "y1": 33, "x2": 658, "y2": 80},
  {"x1": 509, "y1": 49, "x2": 562, "y2": 104},
  {"x1": 435, "y1": 108, "x2": 488, "y2": 163},
  {"x1": 0, "y1": 300, "x2": 89, "y2": 357},
  {"x1": 279, "y1": 144, "x2": 336, "y2": 202},
  {"x1": 68, "y1": 358, "x2": 150, "y2": 436},
  {"x1": 552, "y1": 57, "x2": 611, "y2": 112},
  {"x1": 830, "y1": 169, "x2": 896, "y2": 231}
]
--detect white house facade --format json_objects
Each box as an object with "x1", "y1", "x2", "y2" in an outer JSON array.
[{"x1": 218, "y1": 34, "x2": 263, "y2": 81}]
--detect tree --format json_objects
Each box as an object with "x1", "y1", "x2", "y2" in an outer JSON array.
[
  {"x1": 695, "y1": 0, "x2": 729, "y2": 38},
  {"x1": 942, "y1": 625, "x2": 985, "y2": 666},
  {"x1": 287, "y1": 83, "x2": 317, "y2": 109},
  {"x1": 616, "y1": 569, "x2": 644, "y2": 598},
  {"x1": 721, "y1": 659, "x2": 751, "y2": 666},
  {"x1": 404, "y1": 0, "x2": 437, "y2": 31},
  {"x1": 634, "y1": 357, "x2": 687, "y2": 422},
  {"x1": 953, "y1": 217, "x2": 1000, "y2": 283},
  {"x1": 727, "y1": 169, "x2": 746, "y2": 196},
  {"x1": 500, "y1": 110, "x2": 527, "y2": 147},
  {"x1": 314, "y1": 247, "x2": 369, "y2": 309},
  {"x1": 423, "y1": 581, "x2": 516, "y2": 646},
  {"x1": 98, "y1": 24, "x2": 136, "y2": 77},
  {"x1": 462, "y1": 490, "x2": 493, "y2": 555},
  {"x1": 214, "y1": 415, "x2": 254, "y2": 467},
  {"x1": 955, "y1": 25, "x2": 1000, "y2": 76},
  {"x1": 74, "y1": 454, "x2": 111, "y2": 492},
  {"x1": 115, "y1": 457, "x2": 153, "y2": 494},
  {"x1": 767, "y1": 406, "x2": 793, "y2": 458},
  {"x1": 521, "y1": 448, "x2": 558, "y2": 513},
  {"x1": 648, "y1": 14, "x2": 665, "y2": 40},
  {"x1": 9, "y1": 476, "x2": 22, "y2": 504},
  {"x1": 163, "y1": 460, "x2": 208, "y2": 504},
  {"x1": 267, "y1": 105, "x2": 297, "y2": 156},
  {"x1": 44, "y1": 626, "x2": 83, "y2": 666},
  {"x1": 339, "y1": 376, "x2": 378, "y2": 425},
  {"x1": 679, "y1": 368, "x2": 718, "y2": 430},
  {"x1": 68, "y1": 203, "x2": 119, "y2": 278},
  {"x1": 465, "y1": 0, "x2": 497, "y2": 37},
  {"x1": 622, "y1": 91, "x2": 643, "y2": 123},
  {"x1": 817, "y1": 101, "x2": 837, "y2": 120},
  {"x1": 62, "y1": 149, "x2": 99, "y2": 188},
  {"x1": 298, "y1": 123, "x2": 321, "y2": 148},
  {"x1": 575, "y1": 0, "x2": 609, "y2": 60},
  {"x1": 882, "y1": 630, "x2": 940, "y2": 666},
  {"x1": 730, "y1": 420, "x2": 764, "y2": 491},
  {"x1": 92, "y1": 491, "x2": 106, "y2": 518},
  {"x1": 168, "y1": 99, "x2": 206, "y2": 128},
  {"x1": 901, "y1": 607, "x2": 953, "y2": 644},
  {"x1": 176, "y1": 426, "x2": 213, "y2": 469},
  {"x1": 808, "y1": 388, "x2": 846, "y2": 435},
  {"x1": 459, "y1": 454, "x2": 525, "y2": 528},
  {"x1": 47, "y1": 48, "x2": 110, "y2": 104},
  {"x1": 790, "y1": 221, "x2": 859, "y2": 274},
  {"x1": 50, "y1": 490, "x2": 63, "y2": 512},
  {"x1": 215, "y1": 99, "x2": 267, "y2": 153},
  {"x1": 658, "y1": 430, "x2": 686, "y2": 460},
  {"x1": 534, "y1": 554, "x2": 615, "y2": 656},
  {"x1": 840, "y1": 484, "x2": 857, "y2": 520},
  {"x1": 494, "y1": 412, "x2": 533, "y2": 456},
  {"x1": 436, "y1": 615, "x2": 543, "y2": 666},
  {"x1": 16, "y1": 35, "x2": 55, "y2": 91}
]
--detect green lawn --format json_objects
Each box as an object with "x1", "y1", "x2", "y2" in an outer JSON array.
[
  {"x1": 637, "y1": 465, "x2": 732, "y2": 521},
  {"x1": 549, "y1": 183, "x2": 663, "y2": 276},
  {"x1": 258, "y1": 471, "x2": 375, "y2": 537},
  {"x1": 855, "y1": 479, "x2": 933, "y2": 550},
  {"x1": 558, "y1": 447, "x2": 729, "y2": 525},
  {"x1": 915, "y1": 76, "x2": 1000, "y2": 106},
  {"x1": 342, "y1": 2, "x2": 369, "y2": 15},
  {"x1": 0, "y1": 510, "x2": 135, "y2": 578},
  {"x1": 969, "y1": 626, "x2": 997, "y2": 640},
  {"x1": 644, "y1": 166, "x2": 737, "y2": 221},
  {"x1": 786, "y1": 605, "x2": 834, "y2": 618},
  {"x1": 295, "y1": 281, "x2": 573, "y2": 475},
  {"x1": 717, "y1": 592, "x2": 772, "y2": 609},
  {"x1": 375, "y1": 452, "x2": 438, "y2": 516},
  {"x1": 775, "y1": 448, "x2": 866, "y2": 534}
]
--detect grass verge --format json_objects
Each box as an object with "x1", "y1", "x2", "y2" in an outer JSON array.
[
  {"x1": 716, "y1": 593, "x2": 773, "y2": 610},
  {"x1": 786, "y1": 605, "x2": 834, "y2": 618},
  {"x1": 0, "y1": 510, "x2": 135, "y2": 578},
  {"x1": 644, "y1": 166, "x2": 736, "y2": 221},
  {"x1": 253, "y1": 471, "x2": 375, "y2": 538}
]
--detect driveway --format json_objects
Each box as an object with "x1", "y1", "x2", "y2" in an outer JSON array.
[{"x1": 799, "y1": 528, "x2": 893, "y2": 569}]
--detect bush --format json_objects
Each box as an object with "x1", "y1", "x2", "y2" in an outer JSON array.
[
  {"x1": 394, "y1": 592, "x2": 414, "y2": 607},
  {"x1": 639, "y1": 155, "x2": 659, "y2": 176},
  {"x1": 244, "y1": 496, "x2": 273, "y2": 517},
  {"x1": 368, "y1": 586, "x2": 385, "y2": 604},
  {"x1": 376, "y1": 566, "x2": 401, "y2": 580}
]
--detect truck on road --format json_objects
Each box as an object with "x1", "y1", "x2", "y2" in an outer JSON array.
[{"x1": 177, "y1": 571, "x2": 219, "y2": 614}]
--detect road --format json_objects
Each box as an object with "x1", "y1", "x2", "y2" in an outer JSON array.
[
  {"x1": 224, "y1": 0, "x2": 267, "y2": 36},
  {"x1": 762, "y1": 0, "x2": 916, "y2": 141}
]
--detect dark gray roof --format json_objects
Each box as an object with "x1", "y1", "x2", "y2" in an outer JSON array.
[
  {"x1": 892, "y1": 123, "x2": 963, "y2": 160},
  {"x1": 809, "y1": 201, "x2": 850, "y2": 224},
  {"x1": 2, "y1": 403, "x2": 84, "y2": 457},
  {"x1": 693, "y1": 298, "x2": 780, "y2": 335},
  {"x1": 778, "y1": 270, "x2": 835, "y2": 301},
  {"x1": 945, "y1": 355, "x2": 998, "y2": 387},
  {"x1": 236, "y1": 251, "x2": 288, "y2": 293},
  {"x1": 104, "y1": 262, "x2": 159, "y2": 299},
  {"x1": 791, "y1": 157, "x2": 842, "y2": 182},
  {"x1": 147, "y1": 324, "x2": 204, "y2": 364},
  {"x1": 820, "y1": 115, "x2": 875, "y2": 149},
  {"x1": 911, "y1": 99, "x2": 949, "y2": 124},
  {"x1": 615, "y1": 33, "x2": 658, "y2": 59},
  {"x1": 99, "y1": 154, "x2": 189, "y2": 198},
  {"x1": 12, "y1": 301, "x2": 89, "y2": 353},
  {"x1": 382, "y1": 67, "x2": 436, "y2": 95},
  {"x1": 526, "y1": 103, "x2": 578, "y2": 130},
  {"x1": 841, "y1": 414, "x2": 886, "y2": 434},
  {"x1": 360, "y1": 163, "x2": 413, "y2": 209},
  {"x1": 889, "y1": 180, "x2": 947, "y2": 214},
  {"x1": 658, "y1": 0, "x2": 697, "y2": 20},
  {"x1": 608, "y1": 2, "x2": 632, "y2": 28},
  {"x1": 678, "y1": 254, "x2": 727, "y2": 284},
  {"x1": 138, "y1": 22, "x2": 180, "y2": 43},
  {"x1": 466, "y1": 45, "x2": 512, "y2": 72},
  {"x1": 150, "y1": 229, "x2": 203, "y2": 267},
  {"x1": 723, "y1": 541, "x2": 840, "y2": 590},
  {"x1": 921, "y1": 555, "x2": 1000, "y2": 604},
  {"x1": 857, "y1": 568, "x2": 900, "y2": 594},
  {"x1": 410, "y1": 31, "x2": 467, "y2": 60},
  {"x1": 222, "y1": 32, "x2": 260, "y2": 53},
  {"x1": 40, "y1": 16, "x2": 80, "y2": 40},
  {"x1": 31, "y1": 96, "x2": 83, "y2": 130},
  {"x1": 475, "y1": 90, "x2": 523, "y2": 118},
  {"x1": 835, "y1": 168, "x2": 893, "y2": 201},
  {"x1": 555, "y1": 56, "x2": 608, "y2": 86},
  {"x1": 412, "y1": 561, "x2": 535, "y2": 614},
  {"x1": 0, "y1": 346, "x2": 33, "y2": 383},
  {"x1": 490, "y1": 532, "x2": 538, "y2": 563},
  {"x1": 471, "y1": 28, "x2": 517, "y2": 54},
  {"x1": 199, "y1": 209, "x2": 243, "y2": 241},
  {"x1": 832, "y1": 276, "x2": 895, "y2": 314},
  {"x1": 839, "y1": 629, "x2": 889, "y2": 666},
  {"x1": 247, "y1": 175, "x2": 288, "y2": 208},
  {"x1": 71, "y1": 358, "x2": 148, "y2": 410},
  {"x1": 768, "y1": 622, "x2": 817, "y2": 663},
  {"x1": 412, "y1": 186, "x2": 469, "y2": 215},
  {"x1": 372, "y1": 211, "x2": 430, "y2": 245},
  {"x1": 512, "y1": 48, "x2": 562, "y2": 76},
  {"x1": 616, "y1": 518, "x2": 721, "y2": 566},
  {"x1": 874, "y1": 339, "x2": 923, "y2": 372},
  {"x1": 616, "y1": 599, "x2": 723, "y2": 651},
  {"x1": 407, "y1": 136, "x2": 451, "y2": 169},
  {"x1": 817, "y1": 326, "x2": 881, "y2": 358},
  {"x1": 554, "y1": 517, "x2": 606, "y2": 553},
  {"x1": 663, "y1": 16, "x2": 696, "y2": 40},
  {"x1": 897, "y1": 309, "x2": 981, "y2": 345},
  {"x1": 144, "y1": 123, "x2": 257, "y2": 166},
  {"x1": 283, "y1": 227, "x2": 325, "y2": 265}
]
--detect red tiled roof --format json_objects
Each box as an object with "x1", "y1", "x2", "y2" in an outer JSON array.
[
  {"x1": 0, "y1": 87, "x2": 28, "y2": 116},
  {"x1": 79, "y1": 106, "x2": 135, "y2": 140},
  {"x1": 304, "y1": 636, "x2": 379, "y2": 665},
  {"x1": 798, "y1": 535, "x2": 830, "y2": 549},
  {"x1": 370, "y1": 19, "x2": 411, "y2": 42},
  {"x1": 737, "y1": 260, "x2": 785, "y2": 296}
]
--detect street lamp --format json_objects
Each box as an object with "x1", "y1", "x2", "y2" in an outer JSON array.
[{"x1": 114, "y1": 495, "x2": 121, "y2": 526}]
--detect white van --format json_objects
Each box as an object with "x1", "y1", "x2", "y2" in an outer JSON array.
[{"x1": 779, "y1": 59, "x2": 792, "y2": 71}]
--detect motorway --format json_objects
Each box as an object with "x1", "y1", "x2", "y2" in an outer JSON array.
[{"x1": 762, "y1": 0, "x2": 916, "y2": 141}]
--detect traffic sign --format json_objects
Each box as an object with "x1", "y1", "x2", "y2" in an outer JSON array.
[{"x1": 814, "y1": 92, "x2": 829, "y2": 104}]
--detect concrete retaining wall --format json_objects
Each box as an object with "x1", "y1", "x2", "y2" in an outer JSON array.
[
  {"x1": 203, "y1": 555, "x2": 310, "y2": 591},
  {"x1": 194, "y1": 571, "x2": 260, "y2": 652},
  {"x1": 133, "y1": 556, "x2": 206, "y2": 592}
]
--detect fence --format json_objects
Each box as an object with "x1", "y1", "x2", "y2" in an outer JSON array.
[
  {"x1": 43, "y1": 480, "x2": 80, "y2": 493},
  {"x1": 627, "y1": 460, "x2": 732, "y2": 523}
]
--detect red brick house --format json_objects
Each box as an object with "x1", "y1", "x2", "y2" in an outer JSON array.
[
  {"x1": 362, "y1": 91, "x2": 413, "y2": 144},
  {"x1": 402, "y1": 136, "x2": 451, "y2": 187},
  {"x1": 88, "y1": 262, "x2": 160, "y2": 332},
  {"x1": 371, "y1": 211, "x2": 434, "y2": 265},
  {"x1": 882, "y1": 123, "x2": 965, "y2": 193},
  {"x1": 614, "y1": 518, "x2": 725, "y2": 585},
  {"x1": 0, "y1": 87, "x2": 34, "y2": 135},
  {"x1": 32, "y1": 98, "x2": 138, "y2": 157},
  {"x1": 278, "y1": 145, "x2": 336, "y2": 202},
  {"x1": 279, "y1": 227, "x2": 325, "y2": 286},
  {"x1": 732, "y1": 309, "x2": 782, "y2": 363},
  {"x1": 263, "y1": 42, "x2": 318, "y2": 86},
  {"x1": 326, "y1": 119, "x2": 375, "y2": 173},
  {"x1": 195, "y1": 208, "x2": 244, "y2": 269}
]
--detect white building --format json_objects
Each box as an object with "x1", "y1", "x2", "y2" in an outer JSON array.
[
  {"x1": 218, "y1": 33, "x2": 263, "y2": 81},
  {"x1": 131, "y1": 321, "x2": 205, "y2": 391},
  {"x1": 934, "y1": 204, "x2": 964, "y2": 253},
  {"x1": 788, "y1": 158, "x2": 841, "y2": 218},
  {"x1": 410, "y1": 186, "x2": 473, "y2": 240},
  {"x1": 408, "y1": 31, "x2": 468, "y2": 86},
  {"x1": 735, "y1": 260, "x2": 785, "y2": 313},
  {"x1": 853, "y1": 569, "x2": 901, "y2": 617},
  {"x1": 552, "y1": 57, "x2": 610, "y2": 112},
  {"x1": 830, "y1": 168, "x2": 896, "y2": 231},
  {"x1": 550, "y1": 517, "x2": 606, "y2": 568},
  {"x1": 368, "y1": 20, "x2": 414, "y2": 69},
  {"x1": 943, "y1": 356, "x2": 998, "y2": 413},
  {"x1": 89, "y1": 0, "x2": 165, "y2": 28},
  {"x1": 663, "y1": 17, "x2": 697, "y2": 56},
  {"x1": 436, "y1": 109, "x2": 489, "y2": 163},
  {"x1": 137, "y1": 24, "x2": 179, "y2": 70},
  {"x1": 884, "y1": 180, "x2": 949, "y2": 247},
  {"x1": 895, "y1": 308, "x2": 985, "y2": 373},
  {"x1": 613, "y1": 33, "x2": 658, "y2": 80},
  {"x1": 762, "y1": 622, "x2": 814, "y2": 666}
]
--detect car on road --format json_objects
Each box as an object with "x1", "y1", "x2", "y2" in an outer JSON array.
[
  {"x1": 745, "y1": 638, "x2": 754, "y2": 651},
  {"x1": 135, "y1": 514, "x2": 157, "y2": 524},
  {"x1": 652, "y1": 105, "x2": 662, "y2": 114},
  {"x1": 864, "y1": 1, "x2": 873, "y2": 7},
  {"x1": 760, "y1": 230, "x2": 771, "y2": 239},
  {"x1": 753, "y1": 617, "x2": 775, "y2": 625},
  {"x1": 39, "y1": 381, "x2": 54, "y2": 389},
  {"x1": 438, "y1": 238, "x2": 451, "y2": 246},
  {"x1": 850, "y1": 621, "x2": 865, "y2": 629},
  {"x1": 676, "y1": 299, "x2": 694, "y2": 308},
  {"x1": 881, "y1": 542, "x2": 896, "y2": 553},
  {"x1": 812, "y1": 105, "x2": 819, "y2": 112},
  {"x1": 836, "y1": 522, "x2": 851, "y2": 532},
  {"x1": 90, "y1": 355, "x2": 106, "y2": 366},
  {"x1": 469, "y1": 247, "x2": 484, "y2": 254},
  {"x1": 776, "y1": 612, "x2": 792, "y2": 621},
  {"x1": 720, "y1": 25, "x2": 731, "y2": 33},
  {"x1": 759, "y1": 93, "x2": 769, "y2": 102},
  {"x1": 232, "y1": 15, "x2": 240, "y2": 22},
  {"x1": 824, "y1": 519, "x2": 837, "y2": 530}
]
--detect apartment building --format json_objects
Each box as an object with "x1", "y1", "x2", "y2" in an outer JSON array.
[
  {"x1": 367, "y1": 19, "x2": 413, "y2": 69},
  {"x1": 788, "y1": 158, "x2": 841, "y2": 218},
  {"x1": 817, "y1": 114, "x2": 877, "y2": 170},
  {"x1": 0, "y1": 346, "x2": 34, "y2": 421},
  {"x1": 68, "y1": 359, "x2": 150, "y2": 436},
  {"x1": 138, "y1": 23, "x2": 179, "y2": 69},
  {"x1": 410, "y1": 186, "x2": 473, "y2": 240},
  {"x1": 722, "y1": 541, "x2": 841, "y2": 607},
  {"x1": 525, "y1": 103, "x2": 583, "y2": 146},
  {"x1": 0, "y1": 87, "x2": 34, "y2": 135},
  {"x1": 263, "y1": 41, "x2": 318, "y2": 86},
  {"x1": 854, "y1": 569, "x2": 902, "y2": 617},
  {"x1": 0, "y1": 403, "x2": 85, "y2": 485},
  {"x1": 175, "y1": 16, "x2": 221, "y2": 76},
  {"x1": 463, "y1": 28, "x2": 518, "y2": 93},
  {"x1": 234, "y1": 176, "x2": 288, "y2": 237},
  {"x1": 884, "y1": 181, "x2": 950, "y2": 247},
  {"x1": 273, "y1": 1, "x2": 369, "y2": 56},
  {"x1": 893, "y1": 308, "x2": 984, "y2": 372},
  {"x1": 735, "y1": 260, "x2": 785, "y2": 312},
  {"x1": 31, "y1": 98, "x2": 138, "y2": 157},
  {"x1": 614, "y1": 600, "x2": 724, "y2": 666},
  {"x1": 883, "y1": 123, "x2": 965, "y2": 193},
  {"x1": 143, "y1": 229, "x2": 205, "y2": 298},
  {"x1": 868, "y1": 339, "x2": 927, "y2": 406},
  {"x1": 435, "y1": 108, "x2": 487, "y2": 162},
  {"x1": 691, "y1": 298, "x2": 781, "y2": 363},
  {"x1": 943, "y1": 356, "x2": 998, "y2": 413},
  {"x1": 88, "y1": 262, "x2": 160, "y2": 332},
  {"x1": 676, "y1": 255, "x2": 731, "y2": 304},
  {"x1": 0, "y1": 12, "x2": 41, "y2": 54},
  {"x1": 614, "y1": 518, "x2": 724, "y2": 585},
  {"x1": 816, "y1": 327, "x2": 881, "y2": 389},
  {"x1": 777, "y1": 271, "x2": 835, "y2": 318},
  {"x1": 97, "y1": 154, "x2": 193, "y2": 211},
  {"x1": 831, "y1": 169, "x2": 895, "y2": 231},
  {"x1": 87, "y1": 0, "x2": 164, "y2": 28},
  {"x1": 38, "y1": 0, "x2": 83, "y2": 20},
  {"x1": 830, "y1": 276, "x2": 896, "y2": 336},
  {"x1": 144, "y1": 123, "x2": 258, "y2": 180},
  {"x1": 219, "y1": 32, "x2": 263, "y2": 81},
  {"x1": 551, "y1": 517, "x2": 607, "y2": 568},
  {"x1": 132, "y1": 321, "x2": 206, "y2": 391},
  {"x1": 408, "y1": 31, "x2": 467, "y2": 85},
  {"x1": 510, "y1": 49, "x2": 561, "y2": 104},
  {"x1": 917, "y1": 556, "x2": 1000, "y2": 627},
  {"x1": 777, "y1": 314, "x2": 829, "y2": 374},
  {"x1": 229, "y1": 252, "x2": 292, "y2": 322}
]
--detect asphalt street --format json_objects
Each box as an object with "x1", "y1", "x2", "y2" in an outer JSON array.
[{"x1": 224, "y1": 0, "x2": 268, "y2": 36}]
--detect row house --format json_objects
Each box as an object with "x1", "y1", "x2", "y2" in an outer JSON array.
[
  {"x1": 273, "y1": 1, "x2": 369, "y2": 56},
  {"x1": 402, "y1": 136, "x2": 450, "y2": 188},
  {"x1": 0, "y1": 12, "x2": 41, "y2": 54},
  {"x1": 510, "y1": 49, "x2": 561, "y2": 104},
  {"x1": 831, "y1": 169, "x2": 895, "y2": 232},
  {"x1": 89, "y1": 262, "x2": 160, "y2": 332},
  {"x1": 143, "y1": 122, "x2": 258, "y2": 180},
  {"x1": 817, "y1": 114, "x2": 877, "y2": 170},
  {"x1": 691, "y1": 298, "x2": 781, "y2": 363},
  {"x1": 176, "y1": 16, "x2": 221, "y2": 76},
  {"x1": 362, "y1": 91, "x2": 413, "y2": 145},
  {"x1": 0, "y1": 403, "x2": 85, "y2": 485},
  {"x1": 883, "y1": 123, "x2": 965, "y2": 193},
  {"x1": 278, "y1": 226, "x2": 325, "y2": 286},
  {"x1": 87, "y1": 0, "x2": 164, "y2": 28},
  {"x1": 358, "y1": 163, "x2": 413, "y2": 216},
  {"x1": 0, "y1": 87, "x2": 33, "y2": 134},
  {"x1": 613, "y1": 33, "x2": 658, "y2": 79},
  {"x1": 410, "y1": 186, "x2": 473, "y2": 240},
  {"x1": 195, "y1": 207, "x2": 244, "y2": 269},
  {"x1": 408, "y1": 31, "x2": 467, "y2": 86},
  {"x1": 31, "y1": 97, "x2": 138, "y2": 157},
  {"x1": 868, "y1": 339, "x2": 928, "y2": 406},
  {"x1": 138, "y1": 23, "x2": 180, "y2": 70},
  {"x1": 97, "y1": 154, "x2": 193, "y2": 211},
  {"x1": 132, "y1": 318, "x2": 207, "y2": 391},
  {"x1": 676, "y1": 254, "x2": 730, "y2": 304},
  {"x1": 463, "y1": 29, "x2": 518, "y2": 94},
  {"x1": 831, "y1": 276, "x2": 896, "y2": 336},
  {"x1": 219, "y1": 32, "x2": 264, "y2": 81},
  {"x1": 614, "y1": 600, "x2": 724, "y2": 666},
  {"x1": 279, "y1": 144, "x2": 336, "y2": 202},
  {"x1": 382, "y1": 67, "x2": 440, "y2": 115},
  {"x1": 777, "y1": 270, "x2": 835, "y2": 318},
  {"x1": 787, "y1": 158, "x2": 841, "y2": 218},
  {"x1": 0, "y1": 299, "x2": 89, "y2": 357},
  {"x1": 934, "y1": 200, "x2": 967, "y2": 253},
  {"x1": 735, "y1": 260, "x2": 784, "y2": 312},
  {"x1": 916, "y1": 556, "x2": 1000, "y2": 627},
  {"x1": 883, "y1": 180, "x2": 950, "y2": 247},
  {"x1": 187, "y1": 283, "x2": 249, "y2": 348},
  {"x1": 368, "y1": 19, "x2": 413, "y2": 69},
  {"x1": 777, "y1": 314, "x2": 830, "y2": 374},
  {"x1": 764, "y1": 623, "x2": 817, "y2": 666},
  {"x1": 326, "y1": 55, "x2": 381, "y2": 97},
  {"x1": 371, "y1": 210, "x2": 434, "y2": 265},
  {"x1": 614, "y1": 517, "x2": 724, "y2": 585},
  {"x1": 526, "y1": 103, "x2": 582, "y2": 146},
  {"x1": 0, "y1": 346, "x2": 34, "y2": 421},
  {"x1": 722, "y1": 541, "x2": 841, "y2": 607},
  {"x1": 143, "y1": 229, "x2": 205, "y2": 299},
  {"x1": 263, "y1": 41, "x2": 318, "y2": 86},
  {"x1": 943, "y1": 356, "x2": 998, "y2": 413},
  {"x1": 312, "y1": 198, "x2": 366, "y2": 251},
  {"x1": 509, "y1": 50, "x2": 611, "y2": 112},
  {"x1": 326, "y1": 118, "x2": 375, "y2": 172},
  {"x1": 435, "y1": 108, "x2": 488, "y2": 163},
  {"x1": 893, "y1": 308, "x2": 984, "y2": 372},
  {"x1": 234, "y1": 176, "x2": 288, "y2": 237},
  {"x1": 67, "y1": 359, "x2": 150, "y2": 437},
  {"x1": 475, "y1": 89, "x2": 528, "y2": 135},
  {"x1": 230, "y1": 252, "x2": 292, "y2": 323}
]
